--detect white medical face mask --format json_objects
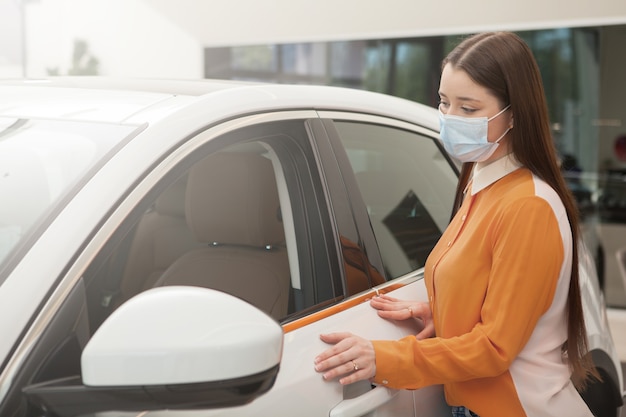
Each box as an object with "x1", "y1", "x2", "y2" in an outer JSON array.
[{"x1": 438, "y1": 105, "x2": 511, "y2": 162}]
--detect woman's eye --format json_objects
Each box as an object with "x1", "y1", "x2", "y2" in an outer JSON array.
[
  {"x1": 438, "y1": 101, "x2": 449, "y2": 109},
  {"x1": 461, "y1": 107, "x2": 477, "y2": 114}
]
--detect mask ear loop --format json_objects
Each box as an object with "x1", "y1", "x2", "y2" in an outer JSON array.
[
  {"x1": 489, "y1": 105, "x2": 512, "y2": 144},
  {"x1": 488, "y1": 104, "x2": 511, "y2": 121},
  {"x1": 493, "y1": 127, "x2": 512, "y2": 144}
]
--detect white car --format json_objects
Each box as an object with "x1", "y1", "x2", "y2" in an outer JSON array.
[{"x1": 0, "y1": 78, "x2": 622, "y2": 417}]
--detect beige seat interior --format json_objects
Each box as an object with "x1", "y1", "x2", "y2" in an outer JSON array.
[
  {"x1": 118, "y1": 175, "x2": 203, "y2": 304},
  {"x1": 154, "y1": 151, "x2": 291, "y2": 319}
]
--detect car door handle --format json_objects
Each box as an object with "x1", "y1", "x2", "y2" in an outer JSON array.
[{"x1": 329, "y1": 385, "x2": 399, "y2": 417}]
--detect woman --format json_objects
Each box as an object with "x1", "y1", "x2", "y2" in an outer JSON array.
[{"x1": 313, "y1": 32, "x2": 597, "y2": 417}]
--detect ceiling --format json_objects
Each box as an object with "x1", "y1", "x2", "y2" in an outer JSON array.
[{"x1": 147, "y1": 0, "x2": 626, "y2": 47}]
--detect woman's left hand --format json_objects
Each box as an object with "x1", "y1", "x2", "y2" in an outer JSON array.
[{"x1": 314, "y1": 332, "x2": 376, "y2": 385}]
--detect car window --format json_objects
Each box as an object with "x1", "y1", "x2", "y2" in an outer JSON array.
[
  {"x1": 81, "y1": 119, "x2": 340, "y2": 331},
  {"x1": 332, "y1": 121, "x2": 457, "y2": 278},
  {"x1": 110, "y1": 146, "x2": 293, "y2": 319},
  {"x1": 0, "y1": 117, "x2": 138, "y2": 284}
]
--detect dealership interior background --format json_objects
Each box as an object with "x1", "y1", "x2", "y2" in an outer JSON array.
[{"x1": 1, "y1": 0, "x2": 625, "y2": 375}]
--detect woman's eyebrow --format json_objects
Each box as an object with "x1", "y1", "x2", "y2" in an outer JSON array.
[
  {"x1": 453, "y1": 94, "x2": 480, "y2": 102},
  {"x1": 438, "y1": 91, "x2": 480, "y2": 102},
  {"x1": 455, "y1": 96, "x2": 482, "y2": 104},
  {"x1": 439, "y1": 91, "x2": 483, "y2": 104}
]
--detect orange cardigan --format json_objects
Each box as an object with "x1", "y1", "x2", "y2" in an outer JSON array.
[{"x1": 372, "y1": 156, "x2": 592, "y2": 417}]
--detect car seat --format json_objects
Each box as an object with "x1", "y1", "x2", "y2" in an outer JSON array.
[
  {"x1": 154, "y1": 152, "x2": 291, "y2": 320},
  {"x1": 117, "y1": 175, "x2": 204, "y2": 305}
]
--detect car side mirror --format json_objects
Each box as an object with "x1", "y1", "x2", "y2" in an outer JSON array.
[{"x1": 23, "y1": 286, "x2": 283, "y2": 416}]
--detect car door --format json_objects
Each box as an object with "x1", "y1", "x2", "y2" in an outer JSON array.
[
  {"x1": 4, "y1": 110, "x2": 455, "y2": 417},
  {"x1": 193, "y1": 114, "x2": 457, "y2": 417},
  {"x1": 186, "y1": 116, "x2": 457, "y2": 417},
  {"x1": 318, "y1": 113, "x2": 460, "y2": 416}
]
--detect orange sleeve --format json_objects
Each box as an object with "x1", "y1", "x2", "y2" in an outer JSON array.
[{"x1": 371, "y1": 197, "x2": 565, "y2": 389}]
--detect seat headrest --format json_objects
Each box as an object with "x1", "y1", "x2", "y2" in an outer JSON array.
[
  {"x1": 154, "y1": 175, "x2": 187, "y2": 217},
  {"x1": 185, "y1": 152, "x2": 284, "y2": 247}
]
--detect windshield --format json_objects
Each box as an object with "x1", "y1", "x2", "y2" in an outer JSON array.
[{"x1": 0, "y1": 116, "x2": 139, "y2": 279}]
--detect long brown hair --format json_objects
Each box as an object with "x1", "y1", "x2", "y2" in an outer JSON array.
[{"x1": 444, "y1": 32, "x2": 597, "y2": 388}]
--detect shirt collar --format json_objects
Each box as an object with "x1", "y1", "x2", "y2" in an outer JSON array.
[{"x1": 469, "y1": 154, "x2": 523, "y2": 195}]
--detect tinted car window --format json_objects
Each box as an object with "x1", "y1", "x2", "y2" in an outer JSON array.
[{"x1": 333, "y1": 122, "x2": 457, "y2": 278}]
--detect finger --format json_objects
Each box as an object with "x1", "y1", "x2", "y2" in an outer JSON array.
[
  {"x1": 411, "y1": 305, "x2": 433, "y2": 323},
  {"x1": 321, "y1": 360, "x2": 360, "y2": 381},
  {"x1": 319, "y1": 332, "x2": 353, "y2": 344},
  {"x1": 377, "y1": 293, "x2": 400, "y2": 301},
  {"x1": 415, "y1": 323, "x2": 435, "y2": 340},
  {"x1": 370, "y1": 297, "x2": 403, "y2": 311},
  {"x1": 315, "y1": 334, "x2": 356, "y2": 368},
  {"x1": 316, "y1": 339, "x2": 377, "y2": 383},
  {"x1": 315, "y1": 349, "x2": 356, "y2": 374},
  {"x1": 376, "y1": 309, "x2": 411, "y2": 320},
  {"x1": 411, "y1": 302, "x2": 430, "y2": 315},
  {"x1": 370, "y1": 294, "x2": 400, "y2": 305},
  {"x1": 369, "y1": 298, "x2": 389, "y2": 310},
  {"x1": 320, "y1": 353, "x2": 375, "y2": 383},
  {"x1": 338, "y1": 367, "x2": 376, "y2": 385},
  {"x1": 315, "y1": 335, "x2": 374, "y2": 375}
]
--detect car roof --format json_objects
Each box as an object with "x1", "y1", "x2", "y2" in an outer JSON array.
[{"x1": 0, "y1": 77, "x2": 439, "y2": 131}]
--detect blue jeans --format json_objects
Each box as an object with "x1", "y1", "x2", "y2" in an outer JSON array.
[{"x1": 451, "y1": 406, "x2": 479, "y2": 417}]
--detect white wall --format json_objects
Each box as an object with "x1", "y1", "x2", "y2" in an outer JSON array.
[
  {"x1": 147, "y1": 0, "x2": 626, "y2": 47},
  {"x1": 0, "y1": 0, "x2": 24, "y2": 78},
  {"x1": 22, "y1": 0, "x2": 203, "y2": 78},
  {"x1": 9, "y1": 0, "x2": 626, "y2": 79}
]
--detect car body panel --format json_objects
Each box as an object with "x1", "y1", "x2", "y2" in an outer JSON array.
[{"x1": 100, "y1": 279, "x2": 451, "y2": 417}]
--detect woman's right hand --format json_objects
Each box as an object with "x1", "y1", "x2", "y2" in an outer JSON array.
[{"x1": 370, "y1": 294, "x2": 435, "y2": 340}]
